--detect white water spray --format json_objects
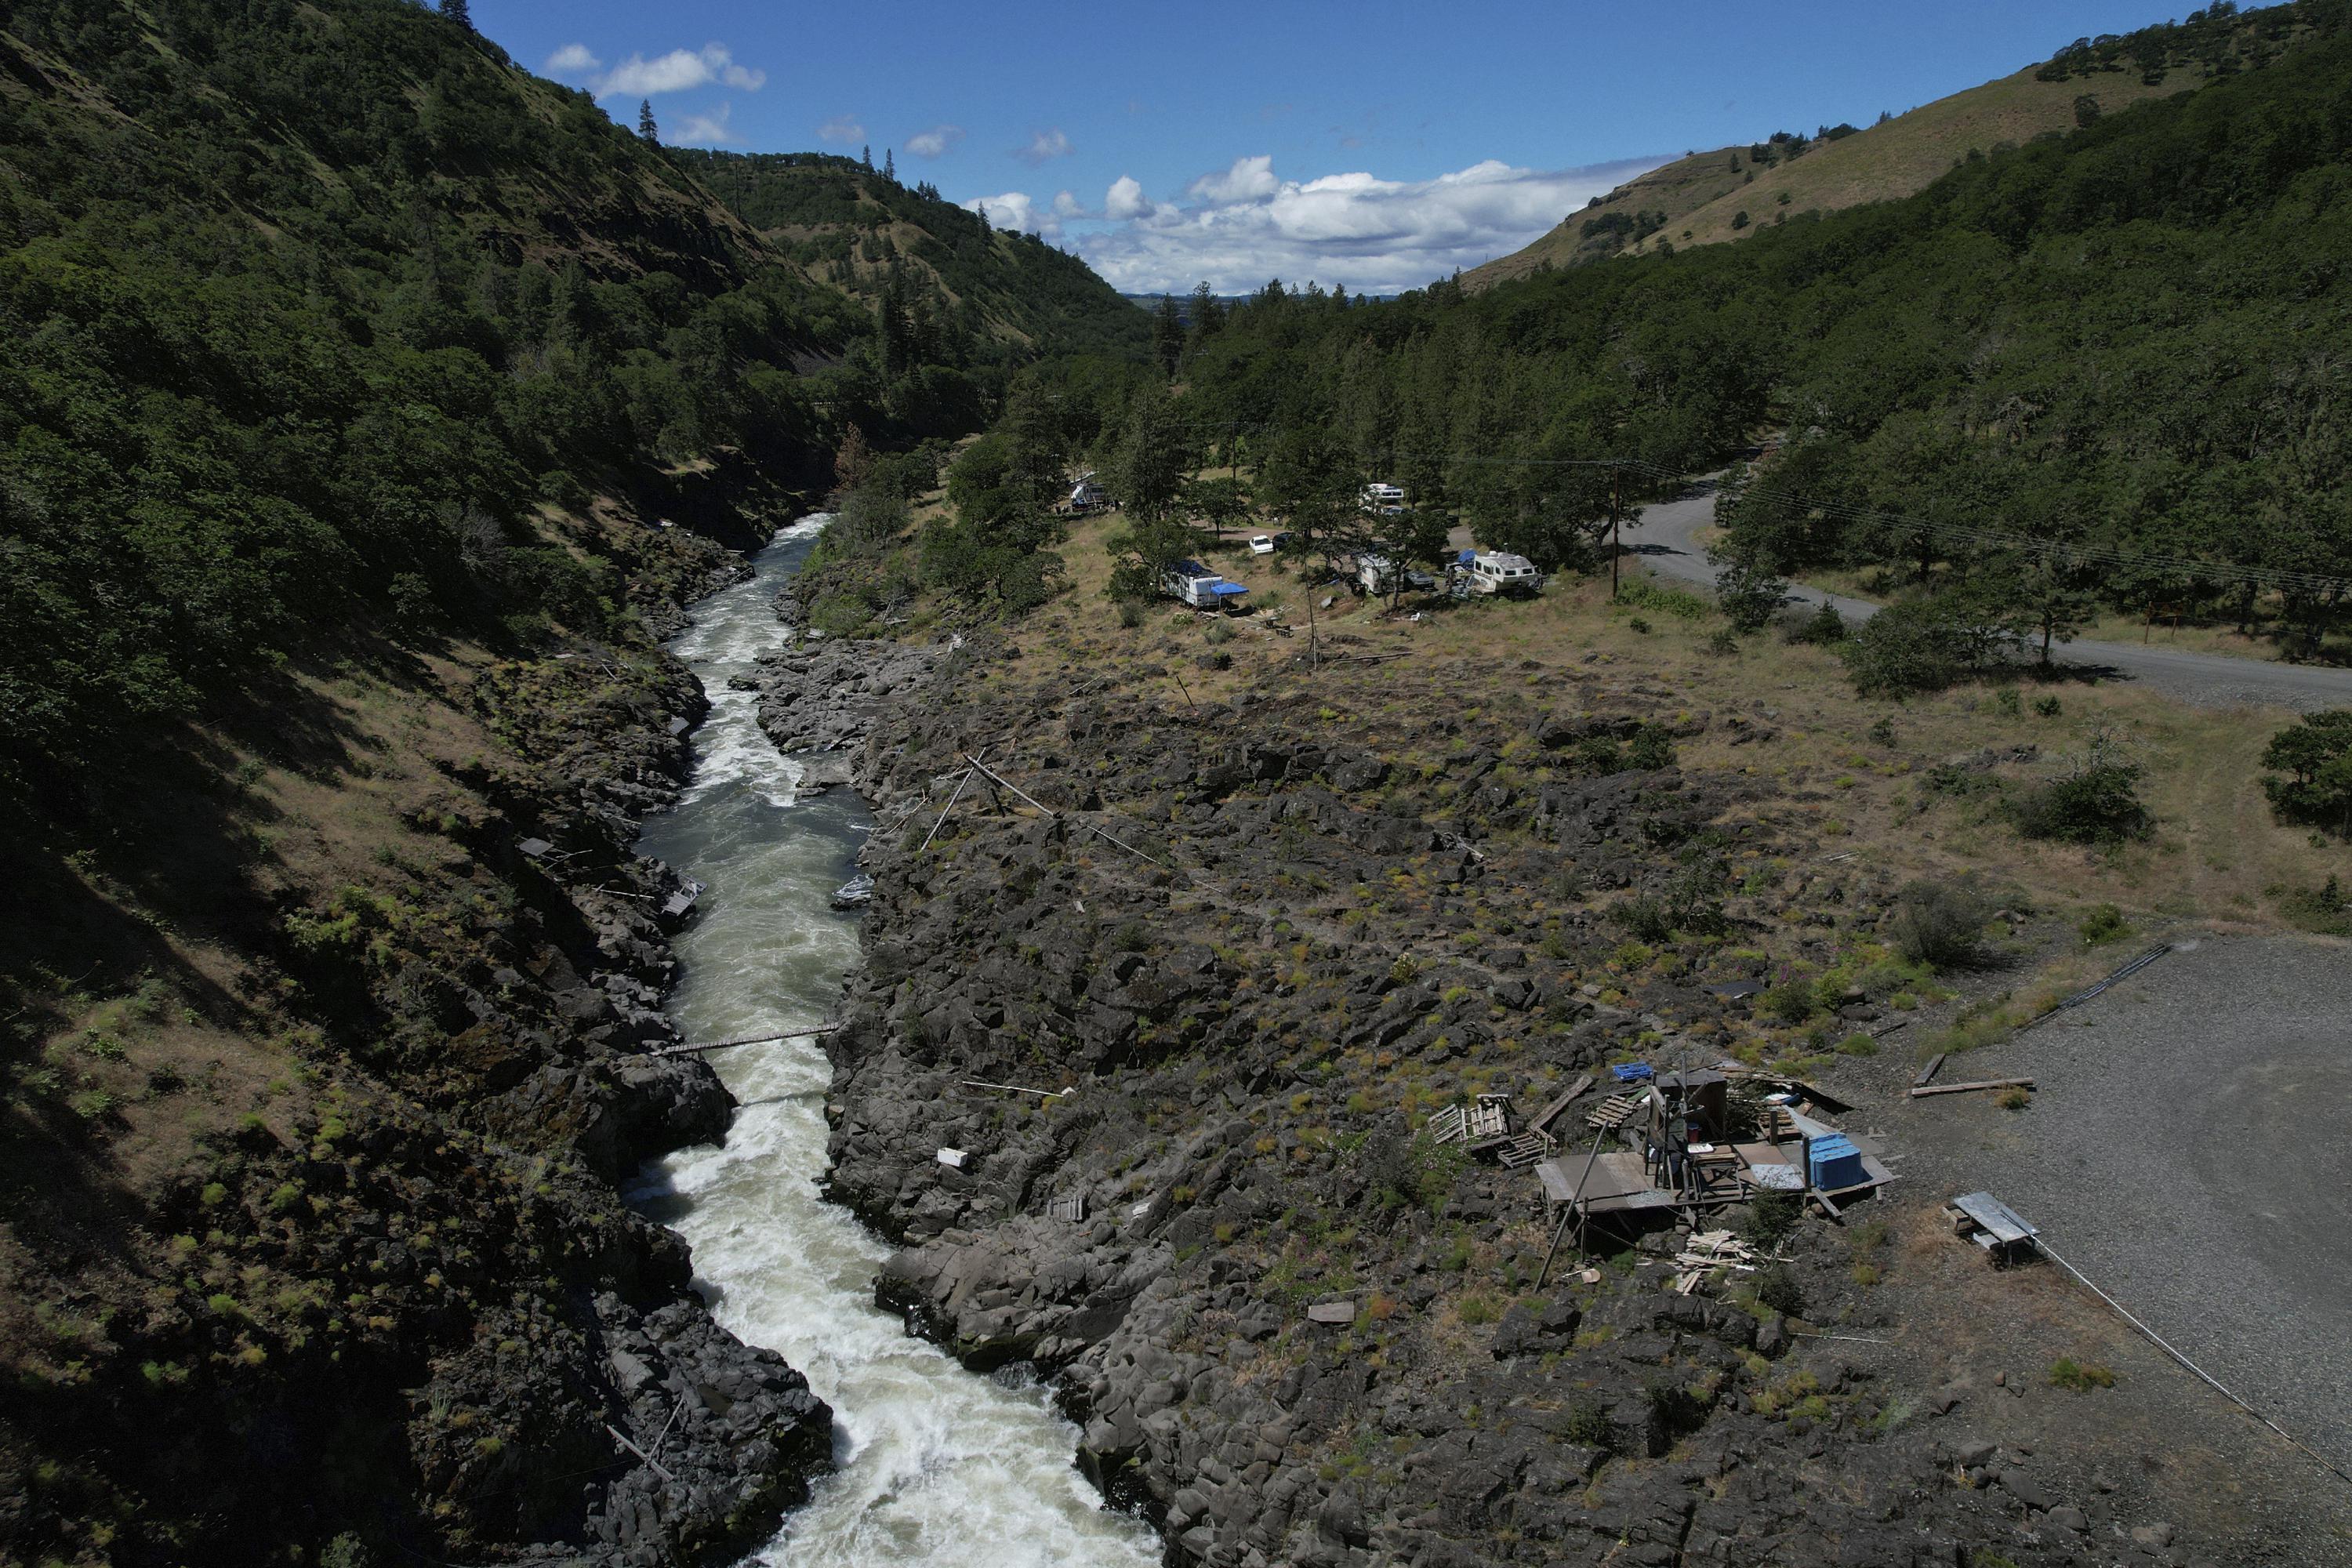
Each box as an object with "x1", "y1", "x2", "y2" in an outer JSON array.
[{"x1": 631, "y1": 520, "x2": 1158, "y2": 1566}]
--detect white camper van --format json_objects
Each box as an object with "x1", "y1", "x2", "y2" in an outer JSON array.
[{"x1": 1461, "y1": 550, "x2": 1543, "y2": 597}]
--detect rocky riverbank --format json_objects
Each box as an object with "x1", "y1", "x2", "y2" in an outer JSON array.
[
  {"x1": 763, "y1": 622, "x2": 2238, "y2": 1568},
  {"x1": 0, "y1": 537, "x2": 835, "y2": 1568}
]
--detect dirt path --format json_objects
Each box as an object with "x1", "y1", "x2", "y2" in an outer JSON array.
[{"x1": 1629, "y1": 481, "x2": 2352, "y2": 714}]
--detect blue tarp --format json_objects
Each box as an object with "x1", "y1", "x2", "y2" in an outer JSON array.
[
  {"x1": 1209, "y1": 581, "x2": 1248, "y2": 596},
  {"x1": 1610, "y1": 1062, "x2": 1654, "y2": 1083}
]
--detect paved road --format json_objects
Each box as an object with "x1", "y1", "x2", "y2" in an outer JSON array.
[
  {"x1": 1895, "y1": 935, "x2": 2352, "y2": 1479},
  {"x1": 1629, "y1": 482, "x2": 2352, "y2": 713}
]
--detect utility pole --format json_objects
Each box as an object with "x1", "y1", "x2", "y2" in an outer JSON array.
[{"x1": 1609, "y1": 464, "x2": 1623, "y2": 599}]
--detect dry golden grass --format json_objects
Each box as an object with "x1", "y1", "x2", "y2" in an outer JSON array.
[
  {"x1": 1024, "y1": 518, "x2": 2350, "y2": 942},
  {"x1": 1472, "y1": 57, "x2": 2238, "y2": 285}
]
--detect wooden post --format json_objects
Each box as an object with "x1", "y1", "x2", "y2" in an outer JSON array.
[
  {"x1": 920, "y1": 764, "x2": 978, "y2": 854},
  {"x1": 1609, "y1": 466, "x2": 1622, "y2": 600},
  {"x1": 1533, "y1": 1202, "x2": 1575, "y2": 1291}
]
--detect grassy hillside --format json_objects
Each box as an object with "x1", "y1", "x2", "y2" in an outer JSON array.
[{"x1": 1467, "y1": 0, "x2": 2316, "y2": 286}]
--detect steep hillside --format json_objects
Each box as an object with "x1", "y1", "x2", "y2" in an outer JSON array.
[
  {"x1": 1467, "y1": 0, "x2": 2316, "y2": 286},
  {"x1": 670, "y1": 150, "x2": 1149, "y2": 363},
  {"x1": 0, "y1": 2, "x2": 1136, "y2": 1564}
]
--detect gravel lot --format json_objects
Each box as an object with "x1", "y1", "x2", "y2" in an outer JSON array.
[
  {"x1": 1630, "y1": 482, "x2": 2352, "y2": 713},
  {"x1": 1896, "y1": 933, "x2": 2352, "y2": 1479}
]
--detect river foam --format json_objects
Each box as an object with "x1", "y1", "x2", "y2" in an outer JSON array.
[{"x1": 631, "y1": 520, "x2": 1157, "y2": 1566}]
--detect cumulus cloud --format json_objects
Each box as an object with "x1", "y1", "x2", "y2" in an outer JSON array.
[
  {"x1": 1071, "y1": 153, "x2": 1670, "y2": 296},
  {"x1": 1104, "y1": 174, "x2": 1152, "y2": 221},
  {"x1": 817, "y1": 114, "x2": 865, "y2": 143},
  {"x1": 906, "y1": 125, "x2": 966, "y2": 159},
  {"x1": 1016, "y1": 128, "x2": 1074, "y2": 165},
  {"x1": 1053, "y1": 190, "x2": 1087, "y2": 219},
  {"x1": 1187, "y1": 154, "x2": 1279, "y2": 205},
  {"x1": 964, "y1": 191, "x2": 1058, "y2": 238},
  {"x1": 670, "y1": 103, "x2": 742, "y2": 147},
  {"x1": 544, "y1": 43, "x2": 601, "y2": 77},
  {"x1": 594, "y1": 44, "x2": 764, "y2": 100}
]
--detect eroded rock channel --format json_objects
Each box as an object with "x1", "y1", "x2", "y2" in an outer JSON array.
[{"x1": 630, "y1": 518, "x2": 1158, "y2": 1566}]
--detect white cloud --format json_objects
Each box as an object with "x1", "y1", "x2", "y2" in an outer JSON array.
[
  {"x1": 593, "y1": 44, "x2": 764, "y2": 100},
  {"x1": 964, "y1": 191, "x2": 1058, "y2": 238},
  {"x1": 1187, "y1": 154, "x2": 1279, "y2": 205},
  {"x1": 905, "y1": 125, "x2": 966, "y2": 159},
  {"x1": 818, "y1": 114, "x2": 865, "y2": 143},
  {"x1": 1104, "y1": 174, "x2": 1152, "y2": 221},
  {"x1": 670, "y1": 103, "x2": 742, "y2": 147},
  {"x1": 544, "y1": 43, "x2": 601, "y2": 77},
  {"x1": 1071, "y1": 153, "x2": 1671, "y2": 297},
  {"x1": 1016, "y1": 128, "x2": 1074, "y2": 165},
  {"x1": 1053, "y1": 190, "x2": 1086, "y2": 219}
]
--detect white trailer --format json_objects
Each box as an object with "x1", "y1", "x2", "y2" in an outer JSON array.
[
  {"x1": 1160, "y1": 560, "x2": 1251, "y2": 612},
  {"x1": 1459, "y1": 550, "x2": 1543, "y2": 597}
]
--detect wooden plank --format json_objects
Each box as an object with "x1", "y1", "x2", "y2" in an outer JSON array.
[
  {"x1": 1912, "y1": 1052, "x2": 1947, "y2": 1090},
  {"x1": 1908, "y1": 1076, "x2": 2034, "y2": 1098},
  {"x1": 1530, "y1": 1074, "x2": 1595, "y2": 1133},
  {"x1": 1534, "y1": 1160, "x2": 1573, "y2": 1205}
]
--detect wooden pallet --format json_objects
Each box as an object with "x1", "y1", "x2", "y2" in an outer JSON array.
[
  {"x1": 1495, "y1": 1131, "x2": 1555, "y2": 1169},
  {"x1": 1586, "y1": 1093, "x2": 1642, "y2": 1131}
]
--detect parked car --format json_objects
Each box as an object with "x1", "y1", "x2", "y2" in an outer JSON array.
[{"x1": 1249, "y1": 533, "x2": 1276, "y2": 555}]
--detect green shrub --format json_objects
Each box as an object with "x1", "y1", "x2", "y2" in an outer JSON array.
[
  {"x1": 1754, "y1": 1263, "x2": 1806, "y2": 1317},
  {"x1": 2077, "y1": 903, "x2": 2131, "y2": 946},
  {"x1": 1839, "y1": 590, "x2": 2016, "y2": 698},
  {"x1": 2259, "y1": 710, "x2": 2352, "y2": 837},
  {"x1": 1887, "y1": 877, "x2": 1994, "y2": 970},
  {"x1": 1561, "y1": 1399, "x2": 1615, "y2": 1447},
  {"x1": 1741, "y1": 1189, "x2": 1801, "y2": 1250},
  {"x1": 1714, "y1": 557, "x2": 1788, "y2": 631},
  {"x1": 2011, "y1": 762, "x2": 2153, "y2": 844},
  {"x1": 1627, "y1": 725, "x2": 1676, "y2": 770},
  {"x1": 1788, "y1": 601, "x2": 1848, "y2": 645},
  {"x1": 1759, "y1": 980, "x2": 1818, "y2": 1024}
]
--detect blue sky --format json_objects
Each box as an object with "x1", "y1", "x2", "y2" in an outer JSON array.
[{"x1": 484, "y1": 0, "x2": 2203, "y2": 294}]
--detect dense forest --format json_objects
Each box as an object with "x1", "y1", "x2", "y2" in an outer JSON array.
[
  {"x1": 930, "y1": 0, "x2": 2352, "y2": 655},
  {"x1": 0, "y1": 0, "x2": 1140, "y2": 793}
]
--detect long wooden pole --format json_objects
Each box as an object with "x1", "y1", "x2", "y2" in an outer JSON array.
[{"x1": 920, "y1": 764, "x2": 977, "y2": 854}]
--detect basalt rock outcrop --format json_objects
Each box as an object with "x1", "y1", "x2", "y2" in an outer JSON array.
[{"x1": 800, "y1": 641, "x2": 2209, "y2": 1568}]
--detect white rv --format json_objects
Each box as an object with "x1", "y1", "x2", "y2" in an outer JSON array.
[
  {"x1": 1160, "y1": 559, "x2": 1251, "y2": 612},
  {"x1": 1356, "y1": 554, "x2": 1437, "y2": 596},
  {"x1": 1067, "y1": 477, "x2": 1109, "y2": 513},
  {"x1": 1360, "y1": 481, "x2": 1406, "y2": 514},
  {"x1": 1461, "y1": 550, "x2": 1543, "y2": 597}
]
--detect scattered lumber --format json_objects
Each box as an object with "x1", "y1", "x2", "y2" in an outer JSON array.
[
  {"x1": 1912, "y1": 1051, "x2": 1946, "y2": 1089},
  {"x1": 1528, "y1": 1074, "x2": 1594, "y2": 1134},
  {"x1": 1907, "y1": 1076, "x2": 2034, "y2": 1099}
]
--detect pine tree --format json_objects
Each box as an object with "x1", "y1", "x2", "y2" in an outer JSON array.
[
  {"x1": 884, "y1": 149, "x2": 895, "y2": 180},
  {"x1": 862, "y1": 144, "x2": 873, "y2": 169},
  {"x1": 637, "y1": 100, "x2": 659, "y2": 143},
  {"x1": 438, "y1": 0, "x2": 472, "y2": 31}
]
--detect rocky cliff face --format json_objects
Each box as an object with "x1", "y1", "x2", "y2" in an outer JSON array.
[{"x1": 750, "y1": 626, "x2": 2211, "y2": 1568}]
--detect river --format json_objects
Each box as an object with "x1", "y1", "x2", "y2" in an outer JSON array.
[{"x1": 628, "y1": 517, "x2": 1160, "y2": 1567}]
